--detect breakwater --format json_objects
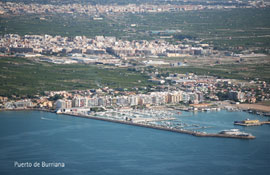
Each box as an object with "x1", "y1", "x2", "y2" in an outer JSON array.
[{"x1": 62, "y1": 112, "x2": 255, "y2": 140}]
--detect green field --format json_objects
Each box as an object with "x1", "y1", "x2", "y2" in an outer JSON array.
[
  {"x1": 0, "y1": 14, "x2": 126, "y2": 38},
  {"x1": 0, "y1": 57, "x2": 152, "y2": 97},
  {"x1": 1, "y1": 7, "x2": 270, "y2": 97},
  {"x1": 161, "y1": 63, "x2": 270, "y2": 82},
  {"x1": 119, "y1": 8, "x2": 270, "y2": 52},
  {"x1": 0, "y1": 56, "x2": 269, "y2": 97}
]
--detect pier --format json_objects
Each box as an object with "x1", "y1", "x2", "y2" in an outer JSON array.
[{"x1": 62, "y1": 112, "x2": 255, "y2": 140}]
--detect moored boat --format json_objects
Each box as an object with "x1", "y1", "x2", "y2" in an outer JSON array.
[{"x1": 219, "y1": 129, "x2": 253, "y2": 137}]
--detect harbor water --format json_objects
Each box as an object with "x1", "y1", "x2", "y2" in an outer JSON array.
[{"x1": 0, "y1": 110, "x2": 270, "y2": 175}]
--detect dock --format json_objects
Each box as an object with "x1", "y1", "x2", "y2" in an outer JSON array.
[{"x1": 62, "y1": 112, "x2": 255, "y2": 140}]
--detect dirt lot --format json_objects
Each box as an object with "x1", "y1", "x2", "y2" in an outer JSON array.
[{"x1": 237, "y1": 104, "x2": 270, "y2": 112}]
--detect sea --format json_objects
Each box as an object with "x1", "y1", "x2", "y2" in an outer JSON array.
[{"x1": 0, "y1": 110, "x2": 270, "y2": 175}]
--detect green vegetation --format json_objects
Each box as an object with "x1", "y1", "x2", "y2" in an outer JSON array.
[
  {"x1": 120, "y1": 8, "x2": 270, "y2": 51},
  {"x1": 161, "y1": 63, "x2": 270, "y2": 82},
  {"x1": 0, "y1": 14, "x2": 125, "y2": 38},
  {"x1": 1, "y1": 7, "x2": 270, "y2": 97},
  {"x1": 90, "y1": 107, "x2": 105, "y2": 112},
  {"x1": 0, "y1": 57, "x2": 152, "y2": 97},
  {"x1": 1, "y1": 8, "x2": 269, "y2": 52}
]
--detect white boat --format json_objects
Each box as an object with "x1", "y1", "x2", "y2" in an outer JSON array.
[{"x1": 219, "y1": 129, "x2": 252, "y2": 136}]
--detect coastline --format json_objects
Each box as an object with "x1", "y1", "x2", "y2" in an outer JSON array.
[{"x1": 0, "y1": 108, "x2": 55, "y2": 113}]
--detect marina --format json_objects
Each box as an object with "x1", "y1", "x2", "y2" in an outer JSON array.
[
  {"x1": 2, "y1": 107, "x2": 266, "y2": 140},
  {"x1": 1, "y1": 110, "x2": 270, "y2": 175},
  {"x1": 61, "y1": 109, "x2": 256, "y2": 139}
]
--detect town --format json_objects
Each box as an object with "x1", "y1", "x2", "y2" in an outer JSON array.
[
  {"x1": 1, "y1": 0, "x2": 270, "y2": 173},
  {"x1": 0, "y1": 1, "x2": 269, "y2": 16},
  {"x1": 2, "y1": 70, "x2": 269, "y2": 139},
  {"x1": 1, "y1": 71, "x2": 269, "y2": 113},
  {"x1": 0, "y1": 33, "x2": 214, "y2": 65},
  {"x1": 3, "y1": 34, "x2": 266, "y2": 66},
  {"x1": 1, "y1": 33, "x2": 269, "y2": 115},
  {"x1": 0, "y1": 34, "x2": 210, "y2": 57},
  {"x1": 0, "y1": 1, "x2": 269, "y2": 139}
]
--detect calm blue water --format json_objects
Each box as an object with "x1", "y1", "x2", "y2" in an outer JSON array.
[{"x1": 0, "y1": 110, "x2": 270, "y2": 175}]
